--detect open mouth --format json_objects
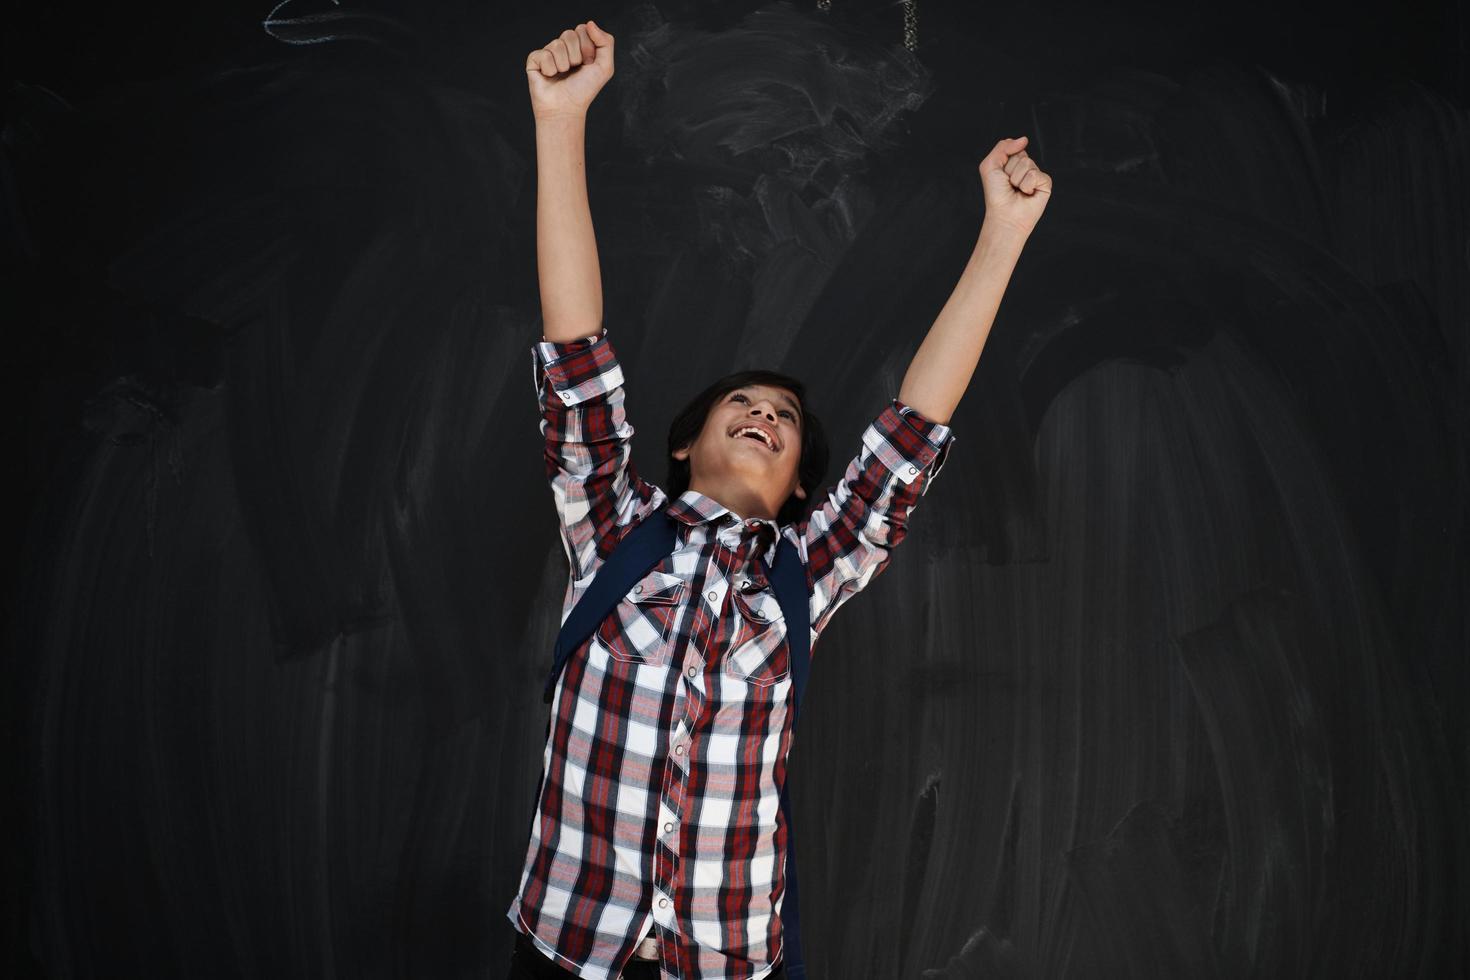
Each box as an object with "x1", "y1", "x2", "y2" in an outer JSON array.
[{"x1": 730, "y1": 425, "x2": 779, "y2": 453}]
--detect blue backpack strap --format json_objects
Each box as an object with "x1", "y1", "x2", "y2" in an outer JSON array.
[
  {"x1": 777, "y1": 784, "x2": 807, "y2": 978},
  {"x1": 763, "y1": 538, "x2": 810, "y2": 979},
  {"x1": 543, "y1": 504, "x2": 678, "y2": 704},
  {"x1": 763, "y1": 538, "x2": 811, "y2": 723}
]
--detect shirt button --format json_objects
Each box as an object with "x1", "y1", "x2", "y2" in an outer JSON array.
[
  {"x1": 907, "y1": 464, "x2": 919, "y2": 474},
  {"x1": 753, "y1": 610, "x2": 765, "y2": 620},
  {"x1": 633, "y1": 585, "x2": 643, "y2": 593},
  {"x1": 687, "y1": 666, "x2": 697, "y2": 678},
  {"x1": 707, "y1": 590, "x2": 718, "y2": 602},
  {"x1": 664, "y1": 822, "x2": 674, "y2": 833},
  {"x1": 674, "y1": 744, "x2": 685, "y2": 755},
  {"x1": 659, "y1": 898, "x2": 669, "y2": 908}
]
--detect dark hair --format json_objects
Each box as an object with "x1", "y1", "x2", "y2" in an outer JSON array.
[{"x1": 666, "y1": 369, "x2": 829, "y2": 526}]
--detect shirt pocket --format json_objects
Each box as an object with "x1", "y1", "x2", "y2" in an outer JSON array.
[
  {"x1": 723, "y1": 590, "x2": 790, "y2": 687},
  {"x1": 595, "y1": 569, "x2": 686, "y2": 667}
]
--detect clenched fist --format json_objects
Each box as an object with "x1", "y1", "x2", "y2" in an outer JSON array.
[
  {"x1": 978, "y1": 136, "x2": 1053, "y2": 239},
  {"x1": 526, "y1": 20, "x2": 615, "y2": 122}
]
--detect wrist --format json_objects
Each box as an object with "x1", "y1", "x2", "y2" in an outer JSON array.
[
  {"x1": 976, "y1": 218, "x2": 1029, "y2": 256},
  {"x1": 534, "y1": 110, "x2": 589, "y2": 129}
]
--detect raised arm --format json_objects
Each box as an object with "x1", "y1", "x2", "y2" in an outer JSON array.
[
  {"x1": 897, "y1": 136, "x2": 1053, "y2": 424},
  {"x1": 526, "y1": 20, "x2": 616, "y2": 343},
  {"x1": 524, "y1": 22, "x2": 665, "y2": 589}
]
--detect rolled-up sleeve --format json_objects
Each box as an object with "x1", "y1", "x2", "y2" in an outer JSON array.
[
  {"x1": 531, "y1": 327, "x2": 663, "y2": 587},
  {"x1": 865, "y1": 399, "x2": 955, "y2": 492},
  {"x1": 532, "y1": 329, "x2": 626, "y2": 408},
  {"x1": 798, "y1": 397, "x2": 955, "y2": 640}
]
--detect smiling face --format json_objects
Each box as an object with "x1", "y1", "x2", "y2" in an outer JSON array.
[{"x1": 671, "y1": 384, "x2": 808, "y2": 521}]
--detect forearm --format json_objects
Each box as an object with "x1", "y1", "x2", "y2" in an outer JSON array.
[
  {"x1": 535, "y1": 113, "x2": 604, "y2": 343},
  {"x1": 897, "y1": 220, "x2": 1028, "y2": 425}
]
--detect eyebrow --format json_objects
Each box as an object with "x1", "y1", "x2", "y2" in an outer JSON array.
[{"x1": 735, "y1": 387, "x2": 802, "y2": 422}]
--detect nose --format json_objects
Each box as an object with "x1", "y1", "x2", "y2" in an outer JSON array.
[{"x1": 748, "y1": 403, "x2": 776, "y2": 422}]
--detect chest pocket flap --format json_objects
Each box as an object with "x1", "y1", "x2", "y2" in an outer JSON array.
[
  {"x1": 629, "y1": 569, "x2": 685, "y2": 605},
  {"x1": 596, "y1": 569, "x2": 686, "y2": 665},
  {"x1": 726, "y1": 590, "x2": 789, "y2": 687}
]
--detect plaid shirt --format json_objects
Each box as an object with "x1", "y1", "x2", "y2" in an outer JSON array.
[{"x1": 507, "y1": 327, "x2": 954, "y2": 980}]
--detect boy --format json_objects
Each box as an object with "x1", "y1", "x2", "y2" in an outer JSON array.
[{"x1": 507, "y1": 20, "x2": 1051, "y2": 980}]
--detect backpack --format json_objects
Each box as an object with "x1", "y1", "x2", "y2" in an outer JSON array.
[{"x1": 542, "y1": 501, "x2": 812, "y2": 979}]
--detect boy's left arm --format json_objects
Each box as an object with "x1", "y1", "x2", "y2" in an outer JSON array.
[
  {"x1": 897, "y1": 136, "x2": 1051, "y2": 424},
  {"x1": 800, "y1": 137, "x2": 1051, "y2": 639},
  {"x1": 799, "y1": 398, "x2": 955, "y2": 640}
]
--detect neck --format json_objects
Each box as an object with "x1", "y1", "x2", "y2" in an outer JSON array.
[{"x1": 687, "y1": 477, "x2": 780, "y2": 522}]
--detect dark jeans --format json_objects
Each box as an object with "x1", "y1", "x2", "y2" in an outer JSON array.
[{"x1": 506, "y1": 929, "x2": 786, "y2": 980}]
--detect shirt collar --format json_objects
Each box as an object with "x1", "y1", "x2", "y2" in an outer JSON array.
[{"x1": 667, "y1": 489, "x2": 784, "y2": 567}]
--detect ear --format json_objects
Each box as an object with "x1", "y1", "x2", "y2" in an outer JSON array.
[
  {"x1": 794, "y1": 483, "x2": 807, "y2": 500},
  {"x1": 672, "y1": 443, "x2": 690, "y2": 462}
]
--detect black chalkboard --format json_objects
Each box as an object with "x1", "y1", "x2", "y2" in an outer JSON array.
[{"x1": 5, "y1": 0, "x2": 1465, "y2": 976}]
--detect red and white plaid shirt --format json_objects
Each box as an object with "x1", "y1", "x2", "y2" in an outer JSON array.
[{"x1": 507, "y1": 327, "x2": 954, "y2": 980}]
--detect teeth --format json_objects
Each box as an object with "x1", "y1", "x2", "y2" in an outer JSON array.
[{"x1": 734, "y1": 426, "x2": 776, "y2": 451}]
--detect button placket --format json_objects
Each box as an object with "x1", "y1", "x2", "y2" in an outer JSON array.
[
  {"x1": 652, "y1": 884, "x2": 673, "y2": 919},
  {"x1": 680, "y1": 643, "x2": 705, "y2": 685},
  {"x1": 653, "y1": 803, "x2": 680, "y2": 914},
  {"x1": 666, "y1": 719, "x2": 691, "y2": 782},
  {"x1": 657, "y1": 791, "x2": 685, "y2": 858}
]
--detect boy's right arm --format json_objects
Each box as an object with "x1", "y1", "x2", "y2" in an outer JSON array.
[{"x1": 526, "y1": 22, "x2": 662, "y2": 589}]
